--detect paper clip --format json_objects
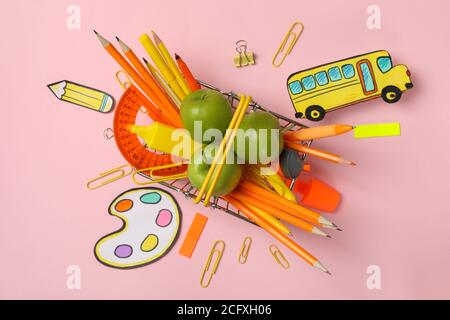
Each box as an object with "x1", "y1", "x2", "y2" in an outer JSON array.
[
  {"x1": 200, "y1": 240, "x2": 225, "y2": 288},
  {"x1": 115, "y1": 70, "x2": 132, "y2": 91},
  {"x1": 238, "y1": 236, "x2": 252, "y2": 264},
  {"x1": 233, "y1": 40, "x2": 255, "y2": 67},
  {"x1": 86, "y1": 164, "x2": 134, "y2": 190},
  {"x1": 272, "y1": 21, "x2": 304, "y2": 68},
  {"x1": 269, "y1": 244, "x2": 290, "y2": 269},
  {"x1": 103, "y1": 128, "x2": 114, "y2": 140},
  {"x1": 132, "y1": 162, "x2": 187, "y2": 185}
]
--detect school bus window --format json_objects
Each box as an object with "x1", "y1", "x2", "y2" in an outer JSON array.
[
  {"x1": 301, "y1": 76, "x2": 316, "y2": 91},
  {"x1": 342, "y1": 64, "x2": 355, "y2": 79},
  {"x1": 328, "y1": 67, "x2": 342, "y2": 82},
  {"x1": 377, "y1": 57, "x2": 393, "y2": 73},
  {"x1": 360, "y1": 62, "x2": 375, "y2": 92},
  {"x1": 289, "y1": 80, "x2": 303, "y2": 95},
  {"x1": 315, "y1": 71, "x2": 329, "y2": 86}
]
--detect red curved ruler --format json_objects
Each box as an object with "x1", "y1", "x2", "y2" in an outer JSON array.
[{"x1": 113, "y1": 85, "x2": 186, "y2": 176}]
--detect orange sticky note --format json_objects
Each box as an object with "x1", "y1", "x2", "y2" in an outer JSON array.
[{"x1": 179, "y1": 213, "x2": 208, "y2": 258}]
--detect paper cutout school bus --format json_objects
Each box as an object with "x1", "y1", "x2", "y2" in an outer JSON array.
[{"x1": 287, "y1": 50, "x2": 413, "y2": 121}]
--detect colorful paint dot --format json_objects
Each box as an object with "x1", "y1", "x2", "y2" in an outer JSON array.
[
  {"x1": 114, "y1": 244, "x2": 133, "y2": 258},
  {"x1": 140, "y1": 192, "x2": 162, "y2": 204},
  {"x1": 141, "y1": 234, "x2": 159, "y2": 252},
  {"x1": 156, "y1": 209, "x2": 173, "y2": 227},
  {"x1": 115, "y1": 199, "x2": 133, "y2": 212}
]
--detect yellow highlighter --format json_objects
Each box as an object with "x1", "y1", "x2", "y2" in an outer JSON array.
[
  {"x1": 139, "y1": 34, "x2": 186, "y2": 100},
  {"x1": 128, "y1": 122, "x2": 202, "y2": 160},
  {"x1": 48, "y1": 80, "x2": 114, "y2": 113},
  {"x1": 354, "y1": 123, "x2": 401, "y2": 138}
]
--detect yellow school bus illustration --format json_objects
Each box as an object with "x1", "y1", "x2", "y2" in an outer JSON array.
[{"x1": 287, "y1": 50, "x2": 413, "y2": 121}]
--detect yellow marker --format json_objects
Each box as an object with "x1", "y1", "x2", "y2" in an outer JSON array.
[
  {"x1": 354, "y1": 123, "x2": 401, "y2": 138},
  {"x1": 128, "y1": 122, "x2": 202, "y2": 160},
  {"x1": 48, "y1": 80, "x2": 114, "y2": 113},
  {"x1": 153, "y1": 31, "x2": 190, "y2": 95},
  {"x1": 139, "y1": 33, "x2": 186, "y2": 100}
]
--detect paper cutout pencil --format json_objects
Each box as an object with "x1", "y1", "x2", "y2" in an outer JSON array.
[{"x1": 47, "y1": 80, "x2": 114, "y2": 113}]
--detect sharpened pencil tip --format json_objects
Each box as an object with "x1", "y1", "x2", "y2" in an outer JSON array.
[
  {"x1": 337, "y1": 228, "x2": 343, "y2": 231},
  {"x1": 350, "y1": 161, "x2": 357, "y2": 166},
  {"x1": 93, "y1": 29, "x2": 98, "y2": 34},
  {"x1": 326, "y1": 235, "x2": 332, "y2": 238},
  {"x1": 174, "y1": 53, "x2": 180, "y2": 59},
  {"x1": 142, "y1": 57, "x2": 148, "y2": 64},
  {"x1": 152, "y1": 31, "x2": 161, "y2": 43},
  {"x1": 326, "y1": 270, "x2": 332, "y2": 276},
  {"x1": 115, "y1": 36, "x2": 120, "y2": 42}
]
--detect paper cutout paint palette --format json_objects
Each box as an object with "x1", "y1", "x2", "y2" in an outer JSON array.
[{"x1": 94, "y1": 187, "x2": 181, "y2": 269}]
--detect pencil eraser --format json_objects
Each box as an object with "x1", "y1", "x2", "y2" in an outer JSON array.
[{"x1": 354, "y1": 123, "x2": 401, "y2": 139}]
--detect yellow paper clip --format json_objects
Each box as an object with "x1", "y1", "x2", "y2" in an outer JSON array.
[
  {"x1": 115, "y1": 70, "x2": 132, "y2": 91},
  {"x1": 132, "y1": 162, "x2": 187, "y2": 185},
  {"x1": 233, "y1": 40, "x2": 255, "y2": 67},
  {"x1": 200, "y1": 240, "x2": 225, "y2": 288},
  {"x1": 238, "y1": 236, "x2": 252, "y2": 264},
  {"x1": 272, "y1": 21, "x2": 304, "y2": 68},
  {"x1": 269, "y1": 244, "x2": 290, "y2": 269},
  {"x1": 86, "y1": 164, "x2": 134, "y2": 190}
]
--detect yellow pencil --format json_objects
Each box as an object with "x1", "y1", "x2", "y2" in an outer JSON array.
[
  {"x1": 48, "y1": 80, "x2": 114, "y2": 113},
  {"x1": 246, "y1": 203, "x2": 292, "y2": 236},
  {"x1": 152, "y1": 31, "x2": 190, "y2": 95},
  {"x1": 143, "y1": 58, "x2": 182, "y2": 108},
  {"x1": 139, "y1": 33, "x2": 186, "y2": 101}
]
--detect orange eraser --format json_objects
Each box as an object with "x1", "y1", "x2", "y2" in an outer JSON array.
[{"x1": 179, "y1": 213, "x2": 208, "y2": 258}]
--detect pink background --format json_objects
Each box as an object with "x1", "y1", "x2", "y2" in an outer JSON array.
[{"x1": 1, "y1": 0, "x2": 449, "y2": 299}]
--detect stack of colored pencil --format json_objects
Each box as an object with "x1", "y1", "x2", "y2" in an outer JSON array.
[{"x1": 94, "y1": 30, "x2": 202, "y2": 128}]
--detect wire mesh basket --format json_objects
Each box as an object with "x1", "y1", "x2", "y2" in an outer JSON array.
[{"x1": 137, "y1": 81, "x2": 313, "y2": 223}]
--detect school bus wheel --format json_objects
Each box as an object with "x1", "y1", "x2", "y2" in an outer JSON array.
[
  {"x1": 381, "y1": 86, "x2": 402, "y2": 104},
  {"x1": 305, "y1": 105, "x2": 326, "y2": 121}
]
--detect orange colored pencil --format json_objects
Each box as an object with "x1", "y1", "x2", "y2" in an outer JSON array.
[
  {"x1": 284, "y1": 141, "x2": 356, "y2": 166},
  {"x1": 115, "y1": 37, "x2": 182, "y2": 127},
  {"x1": 94, "y1": 31, "x2": 176, "y2": 125},
  {"x1": 225, "y1": 195, "x2": 330, "y2": 274},
  {"x1": 284, "y1": 125, "x2": 354, "y2": 141},
  {"x1": 175, "y1": 53, "x2": 201, "y2": 91},
  {"x1": 231, "y1": 191, "x2": 329, "y2": 237},
  {"x1": 237, "y1": 180, "x2": 337, "y2": 229}
]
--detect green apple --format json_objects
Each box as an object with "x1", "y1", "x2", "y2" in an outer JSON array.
[
  {"x1": 188, "y1": 145, "x2": 242, "y2": 197},
  {"x1": 180, "y1": 89, "x2": 233, "y2": 144},
  {"x1": 234, "y1": 111, "x2": 284, "y2": 164}
]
